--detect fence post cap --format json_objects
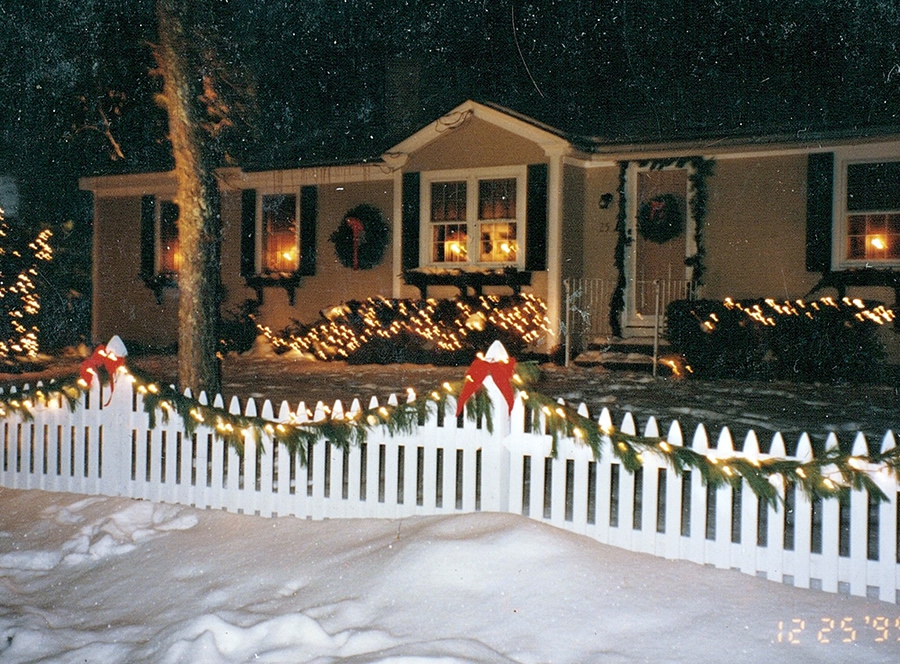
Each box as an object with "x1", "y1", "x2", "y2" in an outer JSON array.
[
  {"x1": 483, "y1": 340, "x2": 509, "y2": 363},
  {"x1": 105, "y1": 335, "x2": 128, "y2": 357}
]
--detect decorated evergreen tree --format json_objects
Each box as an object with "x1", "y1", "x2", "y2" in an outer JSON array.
[{"x1": 0, "y1": 208, "x2": 53, "y2": 367}]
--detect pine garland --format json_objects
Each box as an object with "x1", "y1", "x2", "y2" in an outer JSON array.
[{"x1": 1, "y1": 357, "x2": 898, "y2": 508}]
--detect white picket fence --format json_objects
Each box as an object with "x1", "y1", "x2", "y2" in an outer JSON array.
[{"x1": 0, "y1": 371, "x2": 898, "y2": 605}]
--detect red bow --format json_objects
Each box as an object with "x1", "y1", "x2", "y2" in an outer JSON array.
[
  {"x1": 79, "y1": 344, "x2": 126, "y2": 406},
  {"x1": 346, "y1": 216, "x2": 365, "y2": 270},
  {"x1": 455, "y1": 355, "x2": 517, "y2": 417}
]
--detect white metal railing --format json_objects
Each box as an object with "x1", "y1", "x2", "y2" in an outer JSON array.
[
  {"x1": 0, "y1": 370, "x2": 897, "y2": 604},
  {"x1": 563, "y1": 278, "x2": 699, "y2": 368}
]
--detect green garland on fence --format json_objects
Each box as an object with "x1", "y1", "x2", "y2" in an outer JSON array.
[{"x1": 1, "y1": 358, "x2": 898, "y2": 508}]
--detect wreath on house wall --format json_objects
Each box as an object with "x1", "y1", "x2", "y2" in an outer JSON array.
[
  {"x1": 637, "y1": 193, "x2": 684, "y2": 244},
  {"x1": 330, "y1": 204, "x2": 390, "y2": 270}
]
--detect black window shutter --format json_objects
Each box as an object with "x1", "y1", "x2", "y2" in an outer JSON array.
[
  {"x1": 525, "y1": 163, "x2": 548, "y2": 271},
  {"x1": 806, "y1": 152, "x2": 834, "y2": 272},
  {"x1": 240, "y1": 189, "x2": 256, "y2": 277},
  {"x1": 402, "y1": 171, "x2": 421, "y2": 270},
  {"x1": 140, "y1": 195, "x2": 156, "y2": 280},
  {"x1": 299, "y1": 185, "x2": 318, "y2": 276}
]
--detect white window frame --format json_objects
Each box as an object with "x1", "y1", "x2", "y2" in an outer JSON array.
[
  {"x1": 420, "y1": 166, "x2": 527, "y2": 269},
  {"x1": 832, "y1": 144, "x2": 900, "y2": 269},
  {"x1": 256, "y1": 190, "x2": 300, "y2": 275}
]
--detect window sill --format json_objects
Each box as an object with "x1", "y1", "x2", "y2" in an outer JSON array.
[
  {"x1": 403, "y1": 267, "x2": 531, "y2": 299},
  {"x1": 808, "y1": 267, "x2": 900, "y2": 300},
  {"x1": 244, "y1": 272, "x2": 303, "y2": 306}
]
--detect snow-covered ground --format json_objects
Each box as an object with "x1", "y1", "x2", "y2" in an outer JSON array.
[{"x1": 1, "y1": 487, "x2": 899, "y2": 663}]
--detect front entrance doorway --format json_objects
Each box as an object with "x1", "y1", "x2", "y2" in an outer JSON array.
[{"x1": 624, "y1": 164, "x2": 697, "y2": 336}]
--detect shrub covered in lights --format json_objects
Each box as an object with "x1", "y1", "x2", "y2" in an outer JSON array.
[
  {"x1": 0, "y1": 212, "x2": 53, "y2": 369},
  {"x1": 666, "y1": 296, "x2": 892, "y2": 383},
  {"x1": 259, "y1": 294, "x2": 549, "y2": 365}
]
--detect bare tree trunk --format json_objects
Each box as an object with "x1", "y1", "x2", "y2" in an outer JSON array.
[{"x1": 155, "y1": 0, "x2": 222, "y2": 396}]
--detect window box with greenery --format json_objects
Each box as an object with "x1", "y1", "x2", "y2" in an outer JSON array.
[{"x1": 240, "y1": 186, "x2": 317, "y2": 305}]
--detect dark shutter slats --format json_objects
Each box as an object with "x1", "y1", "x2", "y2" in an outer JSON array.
[
  {"x1": 806, "y1": 152, "x2": 834, "y2": 272},
  {"x1": 140, "y1": 195, "x2": 156, "y2": 280},
  {"x1": 240, "y1": 189, "x2": 256, "y2": 277},
  {"x1": 525, "y1": 163, "x2": 548, "y2": 271},
  {"x1": 299, "y1": 185, "x2": 318, "y2": 276},
  {"x1": 401, "y1": 171, "x2": 421, "y2": 271}
]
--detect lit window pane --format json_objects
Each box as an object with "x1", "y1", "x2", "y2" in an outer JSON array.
[
  {"x1": 846, "y1": 213, "x2": 900, "y2": 260},
  {"x1": 432, "y1": 224, "x2": 468, "y2": 263},
  {"x1": 159, "y1": 201, "x2": 180, "y2": 274},
  {"x1": 480, "y1": 222, "x2": 517, "y2": 262},
  {"x1": 263, "y1": 194, "x2": 298, "y2": 272}
]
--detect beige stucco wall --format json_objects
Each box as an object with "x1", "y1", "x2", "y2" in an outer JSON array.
[
  {"x1": 579, "y1": 165, "x2": 620, "y2": 283},
  {"x1": 403, "y1": 116, "x2": 548, "y2": 172},
  {"x1": 220, "y1": 180, "x2": 395, "y2": 330},
  {"x1": 93, "y1": 197, "x2": 180, "y2": 347},
  {"x1": 702, "y1": 154, "x2": 819, "y2": 300}
]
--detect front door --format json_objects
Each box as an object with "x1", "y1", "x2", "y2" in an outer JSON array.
[{"x1": 624, "y1": 164, "x2": 695, "y2": 335}]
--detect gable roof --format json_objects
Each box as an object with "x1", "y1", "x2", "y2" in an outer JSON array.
[{"x1": 381, "y1": 100, "x2": 577, "y2": 169}]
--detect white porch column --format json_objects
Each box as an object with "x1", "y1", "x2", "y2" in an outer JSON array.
[
  {"x1": 391, "y1": 170, "x2": 404, "y2": 298},
  {"x1": 545, "y1": 153, "x2": 564, "y2": 347}
]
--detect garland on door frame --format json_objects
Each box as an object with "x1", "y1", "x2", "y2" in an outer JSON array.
[{"x1": 608, "y1": 157, "x2": 713, "y2": 336}]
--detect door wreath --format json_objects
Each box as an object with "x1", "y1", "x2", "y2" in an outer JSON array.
[
  {"x1": 330, "y1": 204, "x2": 389, "y2": 270},
  {"x1": 637, "y1": 194, "x2": 684, "y2": 244}
]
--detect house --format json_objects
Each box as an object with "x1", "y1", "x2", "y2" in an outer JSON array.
[{"x1": 80, "y1": 100, "x2": 900, "y2": 356}]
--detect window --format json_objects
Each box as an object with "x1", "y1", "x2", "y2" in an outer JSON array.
[
  {"x1": 844, "y1": 161, "x2": 900, "y2": 261},
  {"x1": 423, "y1": 168, "x2": 524, "y2": 267},
  {"x1": 157, "y1": 200, "x2": 180, "y2": 275},
  {"x1": 240, "y1": 186, "x2": 318, "y2": 305},
  {"x1": 261, "y1": 193, "x2": 299, "y2": 273}
]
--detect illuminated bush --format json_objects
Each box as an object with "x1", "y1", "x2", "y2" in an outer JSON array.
[
  {"x1": 666, "y1": 297, "x2": 891, "y2": 383},
  {"x1": 259, "y1": 294, "x2": 549, "y2": 365}
]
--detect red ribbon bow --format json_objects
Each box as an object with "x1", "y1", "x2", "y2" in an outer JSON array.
[
  {"x1": 79, "y1": 344, "x2": 126, "y2": 406},
  {"x1": 455, "y1": 355, "x2": 517, "y2": 417},
  {"x1": 346, "y1": 216, "x2": 365, "y2": 270}
]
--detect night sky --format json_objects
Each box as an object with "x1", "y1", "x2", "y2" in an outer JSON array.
[{"x1": 0, "y1": 0, "x2": 898, "y2": 227}]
